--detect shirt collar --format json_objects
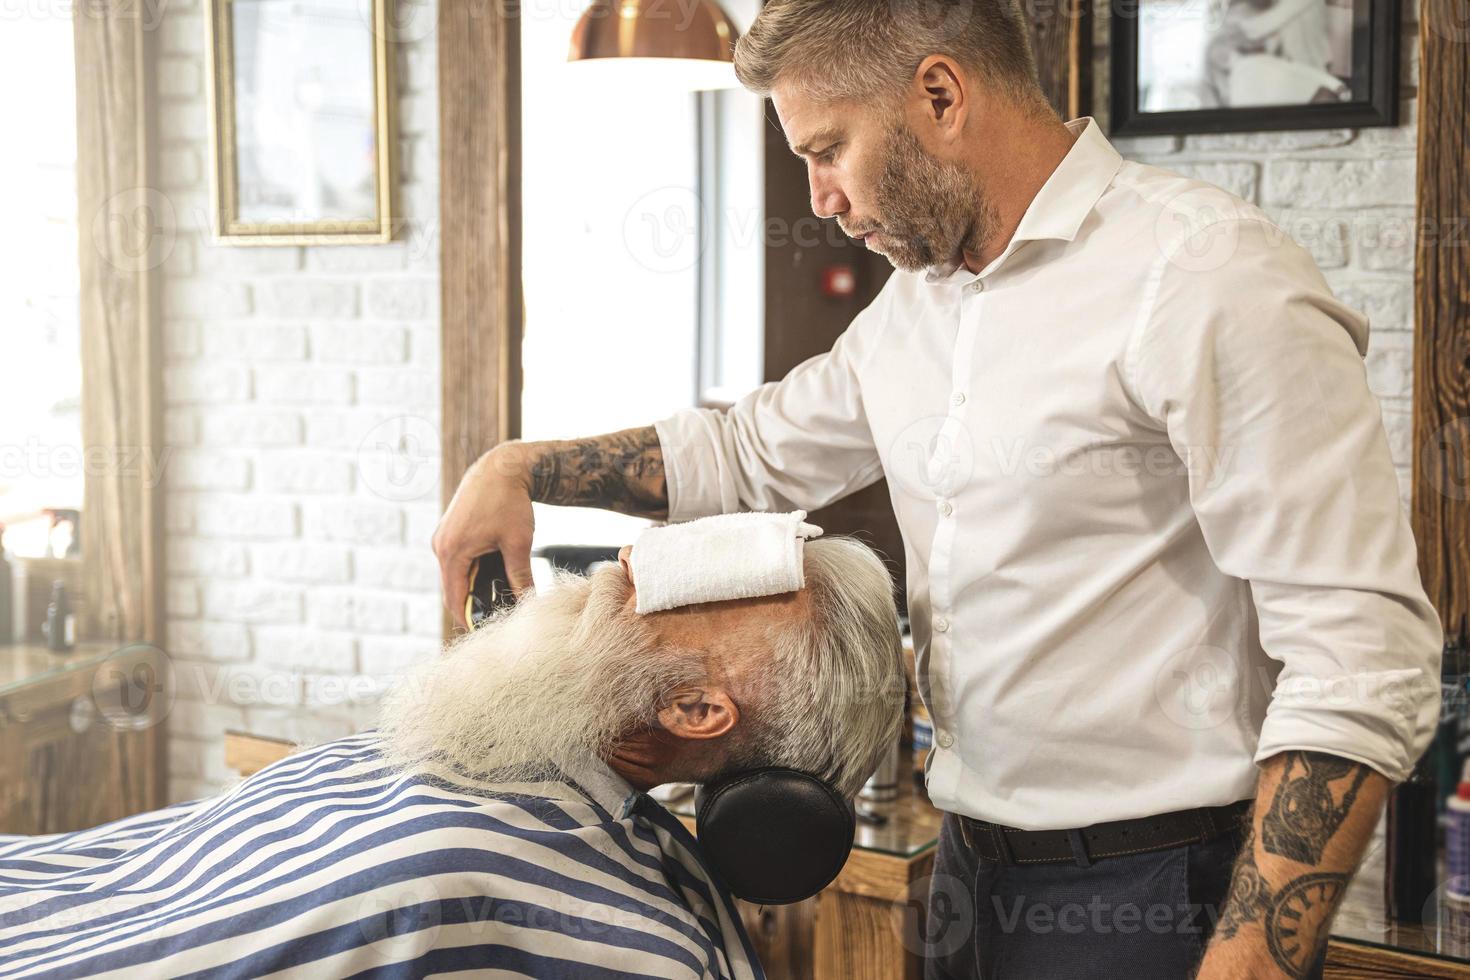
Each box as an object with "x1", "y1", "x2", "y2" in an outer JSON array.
[
  {"x1": 559, "y1": 756, "x2": 643, "y2": 820},
  {"x1": 923, "y1": 116, "x2": 1123, "y2": 284}
]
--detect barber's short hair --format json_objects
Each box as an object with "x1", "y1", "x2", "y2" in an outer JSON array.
[
  {"x1": 734, "y1": 0, "x2": 1045, "y2": 111},
  {"x1": 734, "y1": 537, "x2": 906, "y2": 798}
]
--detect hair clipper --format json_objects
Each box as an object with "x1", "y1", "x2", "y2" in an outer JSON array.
[{"x1": 466, "y1": 551, "x2": 517, "y2": 628}]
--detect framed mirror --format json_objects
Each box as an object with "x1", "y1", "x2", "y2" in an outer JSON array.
[{"x1": 204, "y1": 0, "x2": 396, "y2": 244}]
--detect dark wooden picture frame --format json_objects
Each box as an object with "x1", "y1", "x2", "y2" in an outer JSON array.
[{"x1": 1109, "y1": 0, "x2": 1399, "y2": 136}]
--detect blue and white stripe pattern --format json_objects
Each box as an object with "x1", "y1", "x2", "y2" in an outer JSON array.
[{"x1": 0, "y1": 732, "x2": 764, "y2": 979}]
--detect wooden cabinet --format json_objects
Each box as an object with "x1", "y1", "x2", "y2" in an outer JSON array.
[{"x1": 0, "y1": 643, "x2": 165, "y2": 835}]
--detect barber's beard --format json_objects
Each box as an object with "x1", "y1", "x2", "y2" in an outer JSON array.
[
  {"x1": 857, "y1": 123, "x2": 999, "y2": 274},
  {"x1": 377, "y1": 565, "x2": 705, "y2": 782}
]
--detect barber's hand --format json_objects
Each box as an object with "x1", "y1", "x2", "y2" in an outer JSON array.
[{"x1": 432, "y1": 443, "x2": 537, "y2": 628}]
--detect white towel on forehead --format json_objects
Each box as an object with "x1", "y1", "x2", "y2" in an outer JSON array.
[{"x1": 631, "y1": 511, "x2": 825, "y2": 614}]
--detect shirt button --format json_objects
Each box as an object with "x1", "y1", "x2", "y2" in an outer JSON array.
[
  {"x1": 969, "y1": 280, "x2": 985, "y2": 294},
  {"x1": 937, "y1": 730, "x2": 955, "y2": 748},
  {"x1": 933, "y1": 616, "x2": 950, "y2": 633},
  {"x1": 938, "y1": 499, "x2": 954, "y2": 517},
  {"x1": 951, "y1": 392, "x2": 966, "y2": 407}
]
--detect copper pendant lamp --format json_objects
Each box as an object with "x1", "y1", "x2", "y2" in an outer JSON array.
[{"x1": 568, "y1": 0, "x2": 741, "y2": 91}]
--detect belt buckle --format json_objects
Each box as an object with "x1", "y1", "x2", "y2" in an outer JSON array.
[
  {"x1": 957, "y1": 815, "x2": 976, "y2": 851},
  {"x1": 988, "y1": 824, "x2": 1015, "y2": 864}
]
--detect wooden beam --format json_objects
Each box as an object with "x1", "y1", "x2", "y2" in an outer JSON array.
[
  {"x1": 73, "y1": 0, "x2": 164, "y2": 649},
  {"x1": 72, "y1": 0, "x2": 166, "y2": 814},
  {"x1": 1024, "y1": 0, "x2": 1092, "y2": 120},
  {"x1": 438, "y1": 0, "x2": 523, "y2": 639},
  {"x1": 1410, "y1": 0, "x2": 1470, "y2": 647}
]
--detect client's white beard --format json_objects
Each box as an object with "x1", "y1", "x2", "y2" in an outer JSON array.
[{"x1": 377, "y1": 564, "x2": 706, "y2": 782}]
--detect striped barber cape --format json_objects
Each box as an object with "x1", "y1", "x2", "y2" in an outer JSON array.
[{"x1": 0, "y1": 732, "x2": 765, "y2": 979}]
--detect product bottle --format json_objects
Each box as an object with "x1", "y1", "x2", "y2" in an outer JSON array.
[
  {"x1": 0, "y1": 526, "x2": 11, "y2": 645},
  {"x1": 911, "y1": 699, "x2": 933, "y2": 786},
  {"x1": 1448, "y1": 761, "x2": 1470, "y2": 904},
  {"x1": 1386, "y1": 753, "x2": 1440, "y2": 922},
  {"x1": 43, "y1": 580, "x2": 74, "y2": 653},
  {"x1": 1437, "y1": 625, "x2": 1470, "y2": 813}
]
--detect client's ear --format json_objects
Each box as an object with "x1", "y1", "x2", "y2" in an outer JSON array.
[{"x1": 658, "y1": 689, "x2": 738, "y2": 741}]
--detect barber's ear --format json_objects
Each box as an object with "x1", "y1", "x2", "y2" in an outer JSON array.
[
  {"x1": 658, "y1": 689, "x2": 738, "y2": 741},
  {"x1": 913, "y1": 55, "x2": 968, "y2": 137}
]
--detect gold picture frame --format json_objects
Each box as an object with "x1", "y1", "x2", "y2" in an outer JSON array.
[{"x1": 204, "y1": 0, "x2": 397, "y2": 245}]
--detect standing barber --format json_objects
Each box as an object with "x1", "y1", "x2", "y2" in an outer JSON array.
[{"x1": 434, "y1": 1, "x2": 1442, "y2": 976}]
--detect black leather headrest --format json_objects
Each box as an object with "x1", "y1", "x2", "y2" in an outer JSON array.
[{"x1": 694, "y1": 768, "x2": 856, "y2": 905}]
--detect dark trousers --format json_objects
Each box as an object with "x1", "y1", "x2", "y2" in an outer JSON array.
[{"x1": 922, "y1": 812, "x2": 1326, "y2": 980}]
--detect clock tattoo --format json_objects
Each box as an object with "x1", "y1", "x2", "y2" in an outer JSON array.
[{"x1": 1266, "y1": 873, "x2": 1348, "y2": 978}]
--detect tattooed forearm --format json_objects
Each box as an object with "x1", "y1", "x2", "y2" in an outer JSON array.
[
  {"x1": 1262, "y1": 752, "x2": 1371, "y2": 865},
  {"x1": 1201, "y1": 751, "x2": 1389, "y2": 980},
  {"x1": 524, "y1": 427, "x2": 668, "y2": 519},
  {"x1": 1216, "y1": 822, "x2": 1267, "y2": 941}
]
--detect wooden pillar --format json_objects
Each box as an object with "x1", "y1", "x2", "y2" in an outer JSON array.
[
  {"x1": 74, "y1": 0, "x2": 165, "y2": 649},
  {"x1": 72, "y1": 0, "x2": 166, "y2": 813},
  {"x1": 438, "y1": 0, "x2": 523, "y2": 638},
  {"x1": 1023, "y1": 0, "x2": 1093, "y2": 120},
  {"x1": 1410, "y1": 0, "x2": 1470, "y2": 647}
]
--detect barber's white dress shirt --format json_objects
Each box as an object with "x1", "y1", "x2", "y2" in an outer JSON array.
[{"x1": 655, "y1": 116, "x2": 1443, "y2": 831}]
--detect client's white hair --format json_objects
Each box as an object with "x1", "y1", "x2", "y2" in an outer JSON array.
[
  {"x1": 737, "y1": 537, "x2": 906, "y2": 796},
  {"x1": 378, "y1": 537, "x2": 905, "y2": 797}
]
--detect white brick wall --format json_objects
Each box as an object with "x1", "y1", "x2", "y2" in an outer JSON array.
[
  {"x1": 1095, "y1": 4, "x2": 1422, "y2": 503},
  {"x1": 152, "y1": 3, "x2": 443, "y2": 803}
]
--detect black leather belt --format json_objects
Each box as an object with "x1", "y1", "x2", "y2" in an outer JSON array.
[{"x1": 957, "y1": 800, "x2": 1253, "y2": 865}]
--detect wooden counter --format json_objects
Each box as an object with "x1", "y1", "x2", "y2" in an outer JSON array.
[{"x1": 0, "y1": 642, "x2": 166, "y2": 834}]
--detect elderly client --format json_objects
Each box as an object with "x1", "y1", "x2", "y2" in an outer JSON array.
[{"x1": 0, "y1": 536, "x2": 903, "y2": 979}]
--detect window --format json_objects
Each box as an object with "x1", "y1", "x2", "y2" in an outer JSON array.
[
  {"x1": 0, "y1": 15, "x2": 82, "y2": 559},
  {"x1": 518, "y1": 0, "x2": 764, "y2": 572}
]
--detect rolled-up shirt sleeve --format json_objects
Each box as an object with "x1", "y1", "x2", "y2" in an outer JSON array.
[
  {"x1": 654, "y1": 291, "x2": 889, "y2": 524},
  {"x1": 1128, "y1": 217, "x2": 1442, "y2": 782}
]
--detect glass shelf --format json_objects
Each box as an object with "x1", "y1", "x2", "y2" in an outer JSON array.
[
  {"x1": 1332, "y1": 836, "x2": 1470, "y2": 965},
  {"x1": 0, "y1": 642, "x2": 117, "y2": 697}
]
